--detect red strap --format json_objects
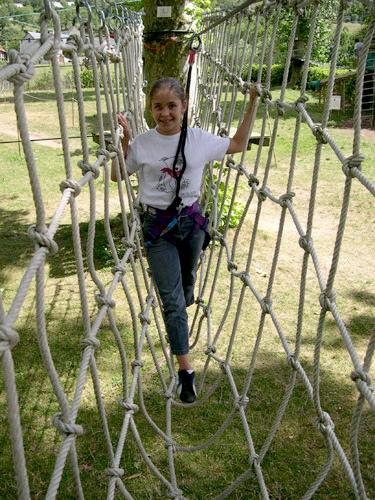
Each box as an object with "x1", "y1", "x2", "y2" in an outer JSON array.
[{"x1": 188, "y1": 51, "x2": 196, "y2": 65}]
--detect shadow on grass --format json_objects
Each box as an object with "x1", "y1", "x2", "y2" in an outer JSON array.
[
  {"x1": 1, "y1": 331, "x2": 373, "y2": 499},
  {"x1": 0, "y1": 206, "x2": 34, "y2": 283},
  {"x1": 0, "y1": 204, "x2": 126, "y2": 283},
  {"x1": 311, "y1": 289, "x2": 374, "y2": 349},
  {"x1": 49, "y1": 213, "x2": 127, "y2": 278}
]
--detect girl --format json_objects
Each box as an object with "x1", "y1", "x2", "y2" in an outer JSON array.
[{"x1": 112, "y1": 77, "x2": 258, "y2": 403}]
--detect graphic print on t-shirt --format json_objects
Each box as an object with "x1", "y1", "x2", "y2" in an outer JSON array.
[{"x1": 156, "y1": 155, "x2": 190, "y2": 193}]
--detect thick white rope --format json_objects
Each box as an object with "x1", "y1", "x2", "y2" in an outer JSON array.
[{"x1": 0, "y1": 0, "x2": 374, "y2": 498}]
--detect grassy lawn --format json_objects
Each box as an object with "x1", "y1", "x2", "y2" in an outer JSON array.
[{"x1": 0, "y1": 83, "x2": 374, "y2": 499}]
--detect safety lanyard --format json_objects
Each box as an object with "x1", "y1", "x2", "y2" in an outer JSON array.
[{"x1": 167, "y1": 36, "x2": 202, "y2": 213}]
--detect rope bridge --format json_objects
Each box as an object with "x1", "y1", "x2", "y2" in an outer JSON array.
[{"x1": 0, "y1": 0, "x2": 374, "y2": 498}]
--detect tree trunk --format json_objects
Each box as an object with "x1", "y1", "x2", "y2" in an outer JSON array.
[
  {"x1": 143, "y1": 0, "x2": 189, "y2": 125},
  {"x1": 289, "y1": 24, "x2": 306, "y2": 89}
]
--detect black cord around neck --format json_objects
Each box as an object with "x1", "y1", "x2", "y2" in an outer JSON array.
[{"x1": 167, "y1": 63, "x2": 193, "y2": 212}]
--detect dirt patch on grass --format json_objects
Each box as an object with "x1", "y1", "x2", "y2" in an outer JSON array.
[{"x1": 0, "y1": 122, "x2": 62, "y2": 148}]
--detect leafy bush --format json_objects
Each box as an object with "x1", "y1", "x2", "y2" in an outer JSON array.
[
  {"x1": 24, "y1": 65, "x2": 96, "y2": 91},
  {"x1": 307, "y1": 65, "x2": 357, "y2": 104},
  {"x1": 242, "y1": 64, "x2": 285, "y2": 86},
  {"x1": 27, "y1": 69, "x2": 54, "y2": 90},
  {"x1": 80, "y1": 67, "x2": 95, "y2": 88},
  {"x1": 307, "y1": 66, "x2": 349, "y2": 82},
  {"x1": 203, "y1": 163, "x2": 245, "y2": 232}
]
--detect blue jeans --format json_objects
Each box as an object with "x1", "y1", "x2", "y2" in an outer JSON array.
[{"x1": 142, "y1": 212, "x2": 205, "y2": 355}]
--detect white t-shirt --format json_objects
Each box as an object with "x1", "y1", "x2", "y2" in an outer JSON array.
[{"x1": 126, "y1": 127, "x2": 230, "y2": 210}]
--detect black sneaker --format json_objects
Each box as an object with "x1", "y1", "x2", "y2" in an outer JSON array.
[{"x1": 177, "y1": 370, "x2": 197, "y2": 403}]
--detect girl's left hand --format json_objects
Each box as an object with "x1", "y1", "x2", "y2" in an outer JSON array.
[{"x1": 118, "y1": 112, "x2": 131, "y2": 142}]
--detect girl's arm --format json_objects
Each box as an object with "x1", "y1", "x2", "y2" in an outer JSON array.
[
  {"x1": 227, "y1": 85, "x2": 259, "y2": 154},
  {"x1": 111, "y1": 112, "x2": 132, "y2": 181}
]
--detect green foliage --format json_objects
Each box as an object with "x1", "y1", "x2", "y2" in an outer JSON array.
[
  {"x1": 203, "y1": 163, "x2": 245, "y2": 231},
  {"x1": 25, "y1": 65, "x2": 96, "y2": 91},
  {"x1": 26, "y1": 68, "x2": 54, "y2": 90},
  {"x1": 344, "y1": 0, "x2": 366, "y2": 23},
  {"x1": 275, "y1": 0, "x2": 339, "y2": 64},
  {"x1": 337, "y1": 27, "x2": 359, "y2": 67},
  {"x1": 242, "y1": 64, "x2": 285, "y2": 86},
  {"x1": 79, "y1": 67, "x2": 95, "y2": 88},
  {"x1": 307, "y1": 66, "x2": 349, "y2": 81},
  {"x1": 0, "y1": 23, "x2": 24, "y2": 51}
]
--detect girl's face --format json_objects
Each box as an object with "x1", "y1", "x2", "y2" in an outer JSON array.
[{"x1": 150, "y1": 87, "x2": 187, "y2": 135}]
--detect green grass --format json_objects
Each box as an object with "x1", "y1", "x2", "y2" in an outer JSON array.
[{"x1": 0, "y1": 84, "x2": 374, "y2": 499}]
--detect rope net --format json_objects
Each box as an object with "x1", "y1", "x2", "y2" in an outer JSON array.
[{"x1": 0, "y1": 0, "x2": 374, "y2": 498}]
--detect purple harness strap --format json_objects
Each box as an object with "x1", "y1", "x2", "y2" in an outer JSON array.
[{"x1": 143, "y1": 201, "x2": 210, "y2": 249}]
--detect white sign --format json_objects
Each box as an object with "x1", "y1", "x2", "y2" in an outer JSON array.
[
  {"x1": 157, "y1": 6, "x2": 172, "y2": 17},
  {"x1": 329, "y1": 95, "x2": 341, "y2": 110}
]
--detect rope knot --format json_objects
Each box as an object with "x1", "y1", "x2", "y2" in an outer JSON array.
[
  {"x1": 260, "y1": 297, "x2": 272, "y2": 314},
  {"x1": 261, "y1": 88, "x2": 272, "y2": 102},
  {"x1": 278, "y1": 192, "x2": 295, "y2": 207},
  {"x1": 138, "y1": 312, "x2": 151, "y2": 325},
  {"x1": 111, "y1": 263, "x2": 126, "y2": 275},
  {"x1": 235, "y1": 396, "x2": 249, "y2": 409},
  {"x1": 239, "y1": 272, "x2": 250, "y2": 287},
  {"x1": 97, "y1": 148, "x2": 116, "y2": 161},
  {"x1": 119, "y1": 400, "x2": 139, "y2": 413},
  {"x1": 287, "y1": 354, "x2": 298, "y2": 370},
  {"x1": 313, "y1": 125, "x2": 327, "y2": 144},
  {"x1": 0, "y1": 324, "x2": 20, "y2": 353},
  {"x1": 8, "y1": 50, "x2": 35, "y2": 86},
  {"x1": 121, "y1": 238, "x2": 136, "y2": 250},
  {"x1": 342, "y1": 154, "x2": 365, "y2": 177},
  {"x1": 164, "y1": 438, "x2": 176, "y2": 450},
  {"x1": 236, "y1": 164, "x2": 246, "y2": 176},
  {"x1": 275, "y1": 99, "x2": 286, "y2": 116},
  {"x1": 95, "y1": 293, "x2": 115, "y2": 308},
  {"x1": 78, "y1": 160, "x2": 100, "y2": 179},
  {"x1": 295, "y1": 95, "x2": 309, "y2": 108},
  {"x1": 299, "y1": 235, "x2": 312, "y2": 253},
  {"x1": 226, "y1": 157, "x2": 236, "y2": 169},
  {"x1": 80, "y1": 336, "x2": 100, "y2": 349},
  {"x1": 248, "y1": 174, "x2": 259, "y2": 187},
  {"x1": 59, "y1": 179, "x2": 81, "y2": 197},
  {"x1": 257, "y1": 187, "x2": 270, "y2": 202},
  {"x1": 213, "y1": 107, "x2": 222, "y2": 120},
  {"x1": 316, "y1": 411, "x2": 334, "y2": 433},
  {"x1": 131, "y1": 360, "x2": 144, "y2": 371},
  {"x1": 105, "y1": 467, "x2": 125, "y2": 478},
  {"x1": 251, "y1": 453, "x2": 260, "y2": 468},
  {"x1": 163, "y1": 389, "x2": 173, "y2": 399},
  {"x1": 319, "y1": 289, "x2": 336, "y2": 311},
  {"x1": 351, "y1": 369, "x2": 371, "y2": 385},
  {"x1": 52, "y1": 413, "x2": 84, "y2": 436},
  {"x1": 241, "y1": 81, "x2": 252, "y2": 95},
  {"x1": 227, "y1": 261, "x2": 238, "y2": 271},
  {"x1": 167, "y1": 488, "x2": 183, "y2": 499},
  {"x1": 28, "y1": 225, "x2": 59, "y2": 255},
  {"x1": 148, "y1": 295, "x2": 158, "y2": 309},
  {"x1": 205, "y1": 345, "x2": 217, "y2": 355},
  {"x1": 203, "y1": 305, "x2": 211, "y2": 318},
  {"x1": 66, "y1": 30, "x2": 84, "y2": 53}
]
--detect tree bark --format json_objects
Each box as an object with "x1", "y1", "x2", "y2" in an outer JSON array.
[
  {"x1": 143, "y1": 0, "x2": 189, "y2": 125},
  {"x1": 289, "y1": 23, "x2": 306, "y2": 89}
]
